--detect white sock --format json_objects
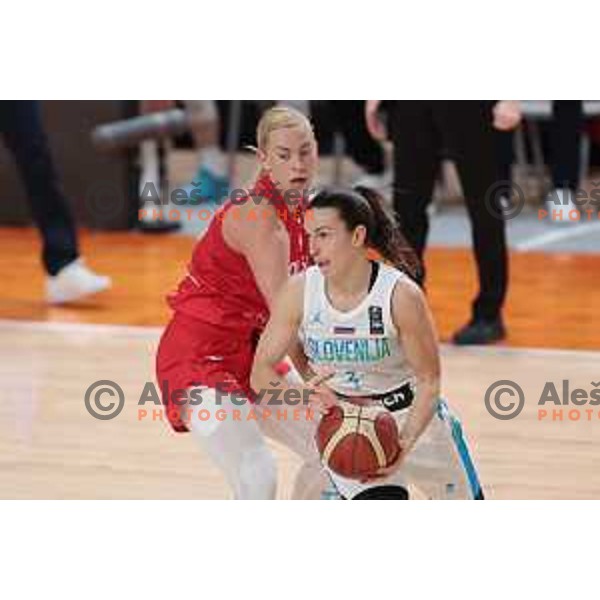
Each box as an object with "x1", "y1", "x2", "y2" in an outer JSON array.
[
  {"x1": 139, "y1": 140, "x2": 160, "y2": 198},
  {"x1": 188, "y1": 388, "x2": 277, "y2": 499}
]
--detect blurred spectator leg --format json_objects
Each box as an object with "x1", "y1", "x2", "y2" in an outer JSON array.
[
  {"x1": 138, "y1": 138, "x2": 179, "y2": 232},
  {"x1": 545, "y1": 100, "x2": 583, "y2": 224},
  {"x1": 388, "y1": 101, "x2": 439, "y2": 285},
  {"x1": 443, "y1": 102, "x2": 508, "y2": 344},
  {"x1": 0, "y1": 100, "x2": 78, "y2": 275},
  {"x1": 0, "y1": 100, "x2": 111, "y2": 303},
  {"x1": 336, "y1": 101, "x2": 390, "y2": 192},
  {"x1": 186, "y1": 100, "x2": 229, "y2": 202}
]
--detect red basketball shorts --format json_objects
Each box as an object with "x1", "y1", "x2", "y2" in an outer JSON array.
[{"x1": 156, "y1": 315, "x2": 259, "y2": 433}]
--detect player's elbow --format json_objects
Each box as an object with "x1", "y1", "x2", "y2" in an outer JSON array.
[
  {"x1": 250, "y1": 361, "x2": 260, "y2": 393},
  {"x1": 416, "y1": 366, "x2": 441, "y2": 398}
]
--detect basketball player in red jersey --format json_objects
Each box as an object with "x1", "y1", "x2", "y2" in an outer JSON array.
[{"x1": 156, "y1": 106, "x2": 329, "y2": 499}]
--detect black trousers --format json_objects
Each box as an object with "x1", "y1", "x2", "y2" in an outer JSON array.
[
  {"x1": 0, "y1": 101, "x2": 78, "y2": 275},
  {"x1": 388, "y1": 101, "x2": 508, "y2": 321},
  {"x1": 311, "y1": 101, "x2": 385, "y2": 175},
  {"x1": 549, "y1": 100, "x2": 583, "y2": 190}
]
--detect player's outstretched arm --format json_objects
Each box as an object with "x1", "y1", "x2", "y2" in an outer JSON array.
[{"x1": 391, "y1": 277, "x2": 442, "y2": 455}]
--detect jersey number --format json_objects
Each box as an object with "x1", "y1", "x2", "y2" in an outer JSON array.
[{"x1": 342, "y1": 370, "x2": 363, "y2": 391}]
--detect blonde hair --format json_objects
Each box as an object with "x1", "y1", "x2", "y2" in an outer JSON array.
[{"x1": 255, "y1": 105, "x2": 314, "y2": 152}]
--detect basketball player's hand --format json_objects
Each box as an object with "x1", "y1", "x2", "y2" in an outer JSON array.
[
  {"x1": 305, "y1": 371, "x2": 338, "y2": 414},
  {"x1": 360, "y1": 448, "x2": 405, "y2": 483},
  {"x1": 360, "y1": 433, "x2": 416, "y2": 483},
  {"x1": 493, "y1": 101, "x2": 522, "y2": 131},
  {"x1": 365, "y1": 100, "x2": 387, "y2": 141}
]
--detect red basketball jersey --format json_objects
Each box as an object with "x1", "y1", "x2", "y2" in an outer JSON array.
[{"x1": 167, "y1": 174, "x2": 310, "y2": 332}]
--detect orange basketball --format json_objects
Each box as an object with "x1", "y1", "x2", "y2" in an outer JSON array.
[{"x1": 316, "y1": 402, "x2": 401, "y2": 480}]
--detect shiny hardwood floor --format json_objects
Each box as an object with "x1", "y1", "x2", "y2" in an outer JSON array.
[
  {"x1": 1, "y1": 320, "x2": 598, "y2": 499},
  {"x1": 1, "y1": 226, "x2": 598, "y2": 350}
]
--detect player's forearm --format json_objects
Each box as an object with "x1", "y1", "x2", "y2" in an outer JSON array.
[
  {"x1": 286, "y1": 343, "x2": 316, "y2": 381},
  {"x1": 252, "y1": 360, "x2": 280, "y2": 392},
  {"x1": 399, "y1": 375, "x2": 440, "y2": 452},
  {"x1": 251, "y1": 358, "x2": 334, "y2": 413},
  {"x1": 251, "y1": 359, "x2": 299, "y2": 397}
]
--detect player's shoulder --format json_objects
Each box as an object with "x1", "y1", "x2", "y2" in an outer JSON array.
[
  {"x1": 378, "y1": 261, "x2": 403, "y2": 281},
  {"x1": 376, "y1": 262, "x2": 414, "y2": 293},
  {"x1": 228, "y1": 195, "x2": 279, "y2": 230},
  {"x1": 387, "y1": 273, "x2": 429, "y2": 331},
  {"x1": 222, "y1": 199, "x2": 285, "y2": 254},
  {"x1": 389, "y1": 268, "x2": 424, "y2": 308},
  {"x1": 224, "y1": 195, "x2": 281, "y2": 233}
]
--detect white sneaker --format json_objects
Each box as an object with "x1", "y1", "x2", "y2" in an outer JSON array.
[
  {"x1": 46, "y1": 259, "x2": 112, "y2": 304},
  {"x1": 545, "y1": 188, "x2": 580, "y2": 225}
]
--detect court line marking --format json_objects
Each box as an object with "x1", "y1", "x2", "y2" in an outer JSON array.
[
  {"x1": 515, "y1": 220, "x2": 600, "y2": 251},
  {"x1": 0, "y1": 319, "x2": 162, "y2": 337},
  {"x1": 441, "y1": 344, "x2": 600, "y2": 360},
  {"x1": 428, "y1": 208, "x2": 600, "y2": 252},
  {"x1": 1, "y1": 318, "x2": 599, "y2": 360}
]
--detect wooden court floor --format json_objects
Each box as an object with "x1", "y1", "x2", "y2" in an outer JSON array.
[
  {"x1": 1, "y1": 227, "x2": 599, "y2": 499},
  {"x1": 1, "y1": 227, "x2": 599, "y2": 349}
]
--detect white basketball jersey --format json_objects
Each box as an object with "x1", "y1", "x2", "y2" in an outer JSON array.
[{"x1": 300, "y1": 263, "x2": 415, "y2": 397}]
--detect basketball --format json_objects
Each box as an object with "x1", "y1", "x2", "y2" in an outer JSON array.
[{"x1": 316, "y1": 402, "x2": 402, "y2": 480}]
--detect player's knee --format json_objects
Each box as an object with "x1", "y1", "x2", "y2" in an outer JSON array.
[
  {"x1": 236, "y1": 446, "x2": 277, "y2": 500},
  {"x1": 291, "y1": 460, "x2": 328, "y2": 499}
]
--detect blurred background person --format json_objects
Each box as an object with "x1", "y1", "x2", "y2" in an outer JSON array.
[
  {"x1": 366, "y1": 100, "x2": 521, "y2": 345},
  {"x1": 136, "y1": 100, "x2": 230, "y2": 232},
  {"x1": 310, "y1": 100, "x2": 391, "y2": 193},
  {"x1": 136, "y1": 100, "x2": 176, "y2": 232},
  {"x1": 185, "y1": 100, "x2": 230, "y2": 202},
  {"x1": 0, "y1": 100, "x2": 111, "y2": 304},
  {"x1": 543, "y1": 100, "x2": 584, "y2": 224}
]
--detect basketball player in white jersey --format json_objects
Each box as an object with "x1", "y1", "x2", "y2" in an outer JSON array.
[{"x1": 251, "y1": 186, "x2": 484, "y2": 499}]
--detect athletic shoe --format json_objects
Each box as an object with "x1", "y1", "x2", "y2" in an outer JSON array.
[
  {"x1": 46, "y1": 259, "x2": 112, "y2": 304},
  {"x1": 452, "y1": 317, "x2": 506, "y2": 345},
  {"x1": 192, "y1": 166, "x2": 230, "y2": 204}
]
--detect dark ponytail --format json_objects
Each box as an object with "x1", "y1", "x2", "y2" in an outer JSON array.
[{"x1": 309, "y1": 186, "x2": 422, "y2": 281}]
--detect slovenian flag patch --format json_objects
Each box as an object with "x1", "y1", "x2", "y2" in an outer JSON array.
[{"x1": 333, "y1": 325, "x2": 356, "y2": 335}]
